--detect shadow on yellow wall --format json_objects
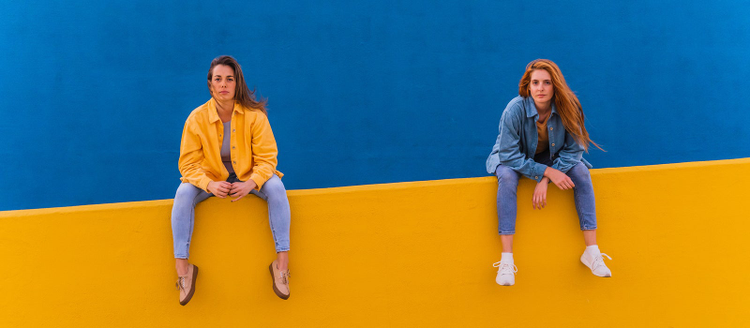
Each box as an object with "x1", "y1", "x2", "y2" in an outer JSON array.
[{"x1": 1, "y1": 158, "x2": 748, "y2": 327}]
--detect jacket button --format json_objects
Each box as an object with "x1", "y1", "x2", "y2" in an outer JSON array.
[
  {"x1": 551, "y1": 143, "x2": 555, "y2": 147},
  {"x1": 535, "y1": 176, "x2": 539, "y2": 179},
  {"x1": 550, "y1": 127, "x2": 553, "y2": 130}
]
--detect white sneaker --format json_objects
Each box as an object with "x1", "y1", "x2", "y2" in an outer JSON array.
[
  {"x1": 492, "y1": 261, "x2": 518, "y2": 286},
  {"x1": 581, "y1": 251, "x2": 612, "y2": 277}
]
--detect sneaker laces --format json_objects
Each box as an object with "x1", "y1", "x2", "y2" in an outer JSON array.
[
  {"x1": 175, "y1": 276, "x2": 187, "y2": 292},
  {"x1": 492, "y1": 261, "x2": 518, "y2": 275},
  {"x1": 274, "y1": 266, "x2": 291, "y2": 285},
  {"x1": 591, "y1": 253, "x2": 612, "y2": 271},
  {"x1": 280, "y1": 270, "x2": 291, "y2": 285}
]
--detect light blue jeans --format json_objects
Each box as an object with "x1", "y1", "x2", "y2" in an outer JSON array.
[
  {"x1": 171, "y1": 174, "x2": 291, "y2": 258},
  {"x1": 495, "y1": 156, "x2": 597, "y2": 235}
]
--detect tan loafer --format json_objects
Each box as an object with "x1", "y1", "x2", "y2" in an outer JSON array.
[
  {"x1": 269, "y1": 260, "x2": 290, "y2": 300},
  {"x1": 176, "y1": 264, "x2": 198, "y2": 306}
]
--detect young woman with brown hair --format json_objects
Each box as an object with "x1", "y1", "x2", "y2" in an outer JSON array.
[
  {"x1": 486, "y1": 59, "x2": 611, "y2": 286},
  {"x1": 171, "y1": 55, "x2": 291, "y2": 304}
]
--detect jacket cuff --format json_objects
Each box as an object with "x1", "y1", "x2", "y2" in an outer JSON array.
[
  {"x1": 249, "y1": 174, "x2": 268, "y2": 191},
  {"x1": 533, "y1": 163, "x2": 548, "y2": 182},
  {"x1": 199, "y1": 177, "x2": 213, "y2": 193}
]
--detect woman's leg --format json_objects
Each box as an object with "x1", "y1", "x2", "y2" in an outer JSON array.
[
  {"x1": 171, "y1": 182, "x2": 211, "y2": 275},
  {"x1": 171, "y1": 182, "x2": 212, "y2": 305},
  {"x1": 566, "y1": 162, "x2": 597, "y2": 235},
  {"x1": 566, "y1": 163, "x2": 612, "y2": 277},
  {"x1": 496, "y1": 165, "x2": 521, "y2": 241},
  {"x1": 251, "y1": 175, "x2": 291, "y2": 270},
  {"x1": 252, "y1": 175, "x2": 292, "y2": 299},
  {"x1": 494, "y1": 165, "x2": 521, "y2": 286}
]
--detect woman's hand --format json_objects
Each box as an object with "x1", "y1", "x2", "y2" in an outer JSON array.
[
  {"x1": 207, "y1": 181, "x2": 232, "y2": 198},
  {"x1": 544, "y1": 167, "x2": 575, "y2": 190},
  {"x1": 533, "y1": 178, "x2": 549, "y2": 209},
  {"x1": 229, "y1": 180, "x2": 257, "y2": 202}
]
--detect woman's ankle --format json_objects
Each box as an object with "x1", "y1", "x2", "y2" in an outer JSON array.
[
  {"x1": 176, "y1": 259, "x2": 190, "y2": 276},
  {"x1": 276, "y1": 252, "x2": 289, "y2": 271}
]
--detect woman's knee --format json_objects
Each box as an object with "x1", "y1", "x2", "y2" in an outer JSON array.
[
  {"x1": 174, "y1": 183, "x2": 201, "y2": 203},
  {"x1": 567, "y1": 162, "x2": 592, "y2": 184},
  {"x1": 495, "y1": 166, "x2": 520, "y2": 185},
  {"x1": 568, "y1": 162, "x2": 590, "y2": 177},
  {"x1": 261, "y1": 176, "x2": 288, "y2": 199}
]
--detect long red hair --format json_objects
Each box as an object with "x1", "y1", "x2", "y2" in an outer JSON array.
[
  {"x1": 519, "y1": 59, "x2": 602, "y2": 152},
  {"x1": 207, "y1": 55, "x2": 267, "y2": 115}
]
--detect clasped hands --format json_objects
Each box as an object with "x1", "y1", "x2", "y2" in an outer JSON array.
[
  {"x1": 533, "y1": 167, "x2": 575, "y2": 210},
  {"x1": 207, "y1": 180, "x2": 257, "y2": 202}
]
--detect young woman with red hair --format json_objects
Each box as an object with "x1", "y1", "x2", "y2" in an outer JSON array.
[{"x1": 486, "y1": 59, "x2": 611, "y2": 286}]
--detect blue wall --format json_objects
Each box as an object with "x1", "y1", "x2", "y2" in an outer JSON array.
[{"x1": 2, "y1": 1, "x2": 749, "y2": 211}]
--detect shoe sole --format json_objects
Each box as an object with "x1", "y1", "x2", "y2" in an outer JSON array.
[
  {"x1": 580, "y1": 255, "x2": 611, "y2": 278},
  {"x1": 269, "y1": 263, "x2": 290, "y2": 300},
  {"x1": 180, "y1": 265, "x2": 199, "y2": 306}
]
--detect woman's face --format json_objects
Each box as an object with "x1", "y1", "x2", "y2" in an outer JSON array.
[
  {"x1": 529, "y1": 69, "x2": 554, "y2": 107},
  {"x1": 210, "y1": 64, "x2": 236, "y2": 102}
]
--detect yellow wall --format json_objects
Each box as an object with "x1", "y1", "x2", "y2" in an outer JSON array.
[{"x1": 1, "y1": 158, "x2": 749, "y2": 327}]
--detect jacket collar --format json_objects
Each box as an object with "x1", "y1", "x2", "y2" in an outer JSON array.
[
  {"x1": 207, "y1": 98, "x2": 243, "y2": 123},
  {"x1": 524, "y1": 96, "x2": 557, "y2": 118}
]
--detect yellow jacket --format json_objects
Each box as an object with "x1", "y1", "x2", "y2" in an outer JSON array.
[{"x1": 178, "y1": 98, "x2": 283, "y2": 192}]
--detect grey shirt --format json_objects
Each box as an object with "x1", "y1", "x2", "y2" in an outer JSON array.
[{"x1": 221, "y1": 121, "x2": 234, "y2": 174}]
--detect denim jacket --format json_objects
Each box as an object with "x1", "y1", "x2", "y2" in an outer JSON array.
[{"x1": 485, "y1": 96, "x2": 592, "y2": 182}]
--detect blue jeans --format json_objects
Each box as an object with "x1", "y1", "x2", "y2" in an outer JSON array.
[
  {"x1": 495, "y1": 154, "x2": 597, "y2": 235},
  {"x1": 171, "y1": 174, "x2": 291, "y2": 258}
]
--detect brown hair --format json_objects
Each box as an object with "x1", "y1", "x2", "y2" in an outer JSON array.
[
  {"x1": 519, "y1": 59, "x2": 602, "y2": 152},
  {"x1": 207, "y1": 55, "x2": 267, "y2": 115}
]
